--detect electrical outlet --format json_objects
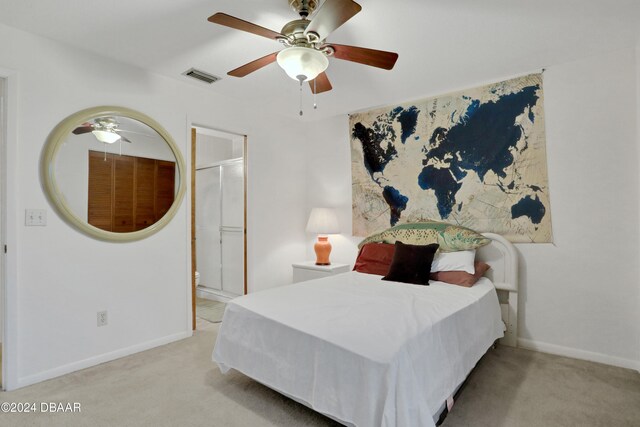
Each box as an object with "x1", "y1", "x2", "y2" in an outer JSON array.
[{"x1": 97, "y1": 310, "x2": 108, "y2": 327}]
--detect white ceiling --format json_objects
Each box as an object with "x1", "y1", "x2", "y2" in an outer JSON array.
[{"x1": 1, "y1": 0, "x2": 639, "y2": 120}]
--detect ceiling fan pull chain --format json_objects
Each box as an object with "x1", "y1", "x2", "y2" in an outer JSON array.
[
  {"x1": 314, "y1": 78, "x2": 317, "y2": 110},
  {"x1": 104, "y1": 143, "x2": 107, "y2": 161},
  {"x1": 119, "y1": 139, "x2": 122, "y2": 156},
  {"x1": 299, "y1": 78, "x2": 304, "y2": 116}
]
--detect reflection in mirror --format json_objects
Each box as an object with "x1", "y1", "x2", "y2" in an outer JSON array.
[
  {"x1": 55, "y1": 116, "x2": 179, "y2": 232},
  {"x1": 42, "y1": 106, "x2": 186, "y2": 242}
]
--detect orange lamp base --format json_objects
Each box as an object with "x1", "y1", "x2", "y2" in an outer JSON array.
[{"x1": 314, "y1": 236, "x2": 332, "y2": 265}]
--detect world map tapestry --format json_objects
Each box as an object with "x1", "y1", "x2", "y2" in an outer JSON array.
[{"x1": 350, "y1": 73, "x2": 552, "y2": 243}]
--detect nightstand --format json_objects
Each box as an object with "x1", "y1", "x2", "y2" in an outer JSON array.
[{"x1": 292, "y1": 261, "x2": 350, "y2": 283}]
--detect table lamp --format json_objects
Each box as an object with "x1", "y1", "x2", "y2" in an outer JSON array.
[{"x1": 306, "y1": 208, "x2": 340, "y2": 265}]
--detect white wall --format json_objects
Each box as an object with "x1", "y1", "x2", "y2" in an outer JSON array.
[
  {"x1": 519, "y1": 48, "x2": 638, "y2": 369},
  {"x1": 0, "y1": 23, "x2": 308, "y2": 389},
  {"x1": 195, "y1": 134, "x2": 234, "y2": 166},
  {"x1": 306, "y1": 47, "x2": 640, "y2": 370}
]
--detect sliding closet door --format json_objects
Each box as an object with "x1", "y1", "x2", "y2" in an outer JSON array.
[
  {"x1": 155, "y1": 160, "x2": 176, "y2": 219},
  {"x1": 135, "y1": 157, "x2": 156, "y2": 231},
  {"x1": 87, "y1": 151, "x2": 114, "y2": 230},
  {"x1": 196, "y1": 166, "x2": 222, "y2": 290},
  {"x1": 88, "y1": 152, "x2": 176, "y2": 232},
  {"x1": 112, "y1": 155, "x2": 135, "y2": 232},
  {"x1": 220, "y1": 160, "x2": 244, "y2": 296}
]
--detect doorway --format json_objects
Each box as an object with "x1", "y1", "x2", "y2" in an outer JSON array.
[{"x1": 190, "y1": 127, "x2": 246, "y2": 329}]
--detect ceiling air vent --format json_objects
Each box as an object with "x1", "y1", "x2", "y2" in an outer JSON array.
[{"x1": 183, "y1": 68, "x2": 221, "y2": 84}]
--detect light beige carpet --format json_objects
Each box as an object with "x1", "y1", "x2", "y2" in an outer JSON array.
[{"x1": 1, "y1": 320, "x2": 638, "y2": 427}]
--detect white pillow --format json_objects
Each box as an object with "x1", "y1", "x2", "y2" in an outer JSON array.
[{"x1": 430, "y1": 250, "x2": 475, "y2": 274}]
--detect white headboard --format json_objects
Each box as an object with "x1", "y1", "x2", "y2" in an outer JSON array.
[{"x1": 477, "y1": 233, "x2": 518, "y2": 347}]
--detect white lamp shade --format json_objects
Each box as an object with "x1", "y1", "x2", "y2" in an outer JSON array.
[
  {"x1": 92, "y1": 130, "x2": 121, "y2": 144},
  {"x1": 276, "y1": 47, "x2": 329, "y2": 82},
  {"x1": 306, "y1": 208, "x2": 340, "y2": 235}
]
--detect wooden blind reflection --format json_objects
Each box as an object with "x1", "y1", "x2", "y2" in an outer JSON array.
[{"x1": 87, "y1": 151, "x2": 175, "y2": 232}]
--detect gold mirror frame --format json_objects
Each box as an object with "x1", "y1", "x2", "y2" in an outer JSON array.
[{"x1": 41, "y1": 106, "x2": 186, "y2": 242}]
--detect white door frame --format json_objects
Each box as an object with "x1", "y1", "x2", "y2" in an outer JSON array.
[{"x1": 0, "y1": 68, "x2": 18, "y2": 390}]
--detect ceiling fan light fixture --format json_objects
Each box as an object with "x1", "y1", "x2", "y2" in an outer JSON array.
[
  {"x1": 92, "y1": 130, "x2": 121, "y2": 144},
  {"x1": 277, "y1": 47, "x2": 328, "y2": 82}
]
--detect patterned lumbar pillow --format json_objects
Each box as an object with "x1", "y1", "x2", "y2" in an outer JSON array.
[{"x1": 358, "y1": 221, "x2": 490, "y2": 252}]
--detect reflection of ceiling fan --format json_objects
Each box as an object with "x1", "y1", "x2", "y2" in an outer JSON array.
[
  {"x1": 73, "y1": 117, "x2": 133, "y2": 144},
  {"x1": 208, "y1": 0, "x2": 399, "y2": 94}
]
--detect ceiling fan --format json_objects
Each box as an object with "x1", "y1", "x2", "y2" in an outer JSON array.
[
  {"x1": 73, "y1": 117, "x2": 133, "y2": 144},
  {"x1": 208, "y1": 0, "x2": 399, "y2": 95}
]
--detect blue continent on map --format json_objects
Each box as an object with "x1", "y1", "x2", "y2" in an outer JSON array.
[
  {"x1": 395, "y1": 106, "x2": 419, "y2": 144},
  {"x1": 511, "y1": 195, "x2": 546, "y2": 224},
  {"x1": 382, "y1": 186, "x2": 408, "y2": 226},
  {"x1": 352, "y1": 122, "x2": 397, "y2": 178},
  {"x1": 352, "y1": 106, "x2": 419, "y2": 223},
  {"x1": 418, "y1": 85, "x2": 540, "y2": 221},
  {"x1": 417, "y1": 165, "x2": 462, "y2": 218}
]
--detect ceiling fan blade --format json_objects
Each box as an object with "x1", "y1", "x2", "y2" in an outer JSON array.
[
  {"x1": 228, "y1": 52, "x2": 279, "y2": 77},
  {"x1": 309, "y1": 72, "x2": 332, "y2": 94},
  {"x1": 329, "y1": 44, "x2": 398, "y2": 70},
  {"x1": 304, "y1": 0, "x2": 362, "y2": 41},
  {"x1": 72, "y1": 124, "x2": 94, "y2": 135},
  {"x1": 120, "y1": 135, "x2": 132, "y2": 143},
  {"x1": 208, "y1": 13, "x2": 283, "y2": 41}
]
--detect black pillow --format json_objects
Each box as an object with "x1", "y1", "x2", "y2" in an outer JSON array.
[{"x1": 381, "y1": 241, "x2": 439, "y2": 285}]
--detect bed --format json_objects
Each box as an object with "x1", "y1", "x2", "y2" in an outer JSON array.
[{"x1": 213, "y1": 232, "x2": 518, "y2": 426}]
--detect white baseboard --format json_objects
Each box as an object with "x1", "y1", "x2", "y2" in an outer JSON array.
[
  {"x1": 518, "y1": 338, "x2": 640, "y2": 372},
  {"x1": 196, "y1": 286, "x2": 234, "y2": 303},
  {"x1": 16, "y1": 330, "x2": 192, "y2": 390}
]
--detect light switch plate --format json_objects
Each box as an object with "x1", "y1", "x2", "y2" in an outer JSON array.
[{"x1": 25, "y1": 209, "x2": 47, "y2": 226}]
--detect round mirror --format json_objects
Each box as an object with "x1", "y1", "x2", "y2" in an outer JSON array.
[{"x1": 42, "y1": 106, "x2": 186, "y2": 241}]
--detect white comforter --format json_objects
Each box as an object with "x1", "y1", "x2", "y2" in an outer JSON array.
[{"x1": 213, "y1": 271, "x2": 503, "y2": 427}]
